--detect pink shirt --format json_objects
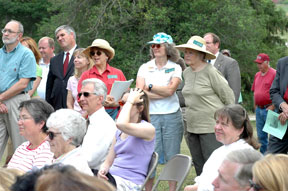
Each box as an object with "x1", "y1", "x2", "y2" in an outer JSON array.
[{"x1": 252, "y1": 67, "x2": 276, "y2": 106}]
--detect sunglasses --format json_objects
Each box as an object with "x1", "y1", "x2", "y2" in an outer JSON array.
[
  {"x1": 78, "y1": 92, "x2": 97, "y2": 98},
  {"x1": 249, "y1": 179, "x2": 262, "y2": 191},
  {"x1": 151, "y1": 44, "x2": 161, "y2": 49},
  {"x1": 118, "y1": 100, "x2": 126, "y2": 107},
  {"x1": 48, "y1": 131, "x2": 62, "y2": 140},
  {"x1": 90, "y1": 50, "x2": 102, "y2": 57}
]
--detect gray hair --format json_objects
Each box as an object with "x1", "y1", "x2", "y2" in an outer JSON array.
[
  {"x1": 55, "y1": 25, "x2": 76, "y2": 40},
  {"x1": 19, "y1": 99, "x2": 54, "y2": 133},
  {"x1": 9, "y1": 20, "x2": 24, "y2": 33},
  {"x1": 38, "y1": 36, "x2": 55, "y2": 48},
  {"x1": 225, "y1": 149, "x2": 263, "y2": 187},
  {"x1": 46, "y1": 109, "x2": 86, "y2": 147},
  {"x1": 82, "y1": 78, "x2": 107, "y2": 104}
]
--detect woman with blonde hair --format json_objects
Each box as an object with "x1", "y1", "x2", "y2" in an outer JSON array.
[
  {"x1": 249, "y1": 154, "x2": 288, "y2": 191},
  {"x1": 20, "y1": 37, "x2": 42, "y2": 98},
  {"x1": 0, "y1": 168, "x2": 24, "y2": 191},
  {"x1": 66, "y1": 48, "x2": 94, "y2": 116}
]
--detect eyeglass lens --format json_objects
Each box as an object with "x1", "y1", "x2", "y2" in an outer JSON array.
[
  {"x1": 151, "y1": 44, "x2": 161, "y2": 49},
  {"x1": 90, "y1": 50, "x2": 102, "y2": 56}
]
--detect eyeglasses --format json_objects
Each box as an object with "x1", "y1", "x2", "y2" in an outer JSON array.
[
  {"x1": 48, "y1": 131, "x2": 62, "y2": 140},
  {"x1": 151, "y1": 44, "x2": 161, "y2": 49},
  {"x1": 90, "y1": 50, "x2": 102, "y2": 57},
  {"x1": 249, "y1": 179, "x2": 262, "y2": 191},
  {"x1": 18, "y1": 115, "x2": 32, "y2": 122},
  {"x1": 78, "y1": 92, "x2": 97, "y2": 98},
  {"x1": 1, "y1": 29, "x2": 20, "y2": 34}
]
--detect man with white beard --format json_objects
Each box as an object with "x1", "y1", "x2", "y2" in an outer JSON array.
[{"x1": 0, "y1": 20, "x2": 36, "y2": 159}]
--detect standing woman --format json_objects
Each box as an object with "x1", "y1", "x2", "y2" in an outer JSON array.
[
  {"x1": 66, "y1": 48, "x2": 94, "y2": 116},
  {"x1": 20, "y1": 37, "x2": 42, "y2": 98},
  {"x1": 175, "y1": 36, "x2": 235, "y2": 176},
  {"x1": 77, "y1": 39, "x2": 126, "y2": 120},
  {"x1": 136, "y1": 32, "x2": 184, "y2": 191}
]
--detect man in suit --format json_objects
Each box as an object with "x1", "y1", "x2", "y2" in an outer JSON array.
[
  {"x1": 204, "y1": 33, "x2": 241, "y2": 103},
  {"x1": 46, "y1": 25, "x2": 77, "y2": 110},
  {"x1": 268, "y1": 56, "x2": 288, "y2": 154}
]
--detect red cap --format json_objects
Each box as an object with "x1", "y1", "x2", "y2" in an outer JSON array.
[{"x1": 254, "y1": 53, "x2": 270, "y2": 64}]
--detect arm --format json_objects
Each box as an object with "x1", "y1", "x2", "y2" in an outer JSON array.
[
  {"x1": 66, "y1": 90, "x2": 74, "y2": 109},
  {"x1": 226, "y1": 59, "x2": 241, "y2": 103},
  {"x1": 98, "y1": 137, "x2": 116, "y2": 180},
  {"x1": 116, "y1": 89, "x2": 155, "y2": 141},
  {"x1": 28, "y1": 76, "x2": 41, "y2": 97},
  {"x1": 0, "y1": 78, "x2": 30, "y2": 101},
  {"x1": 146, "y1": 77, "x2": 181, "y2": 97}
]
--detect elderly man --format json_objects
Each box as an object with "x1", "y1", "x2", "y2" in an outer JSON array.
[
  {"x1": 212, "y1": 149, "x2": 263, "y2": 191},
  {"x1": 79, "y1": 78, "x2": 116, "y2": 170},
  {"x1": 252, "y1": 53, "x2": 276, "y2": 154},
  {"x1": 37, "y1": 37, "x2": 55, "y2": 99},
  {"x1": 46, "y1": 25, "x2": 77, "y2": 110},
  {"x1": 0, "y1": 20, "x2": 36, "y2": 158},
  {"x1": 268, "y1": 54, "x2": 288, "y2": 154},
  {"x1": 204, "y1": 33, "x2": 241, "y2": 103}
]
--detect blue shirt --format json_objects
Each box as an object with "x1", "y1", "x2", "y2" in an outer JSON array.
[{"x1": 0, "y1": 43, "x2": 36, "y2": 93}]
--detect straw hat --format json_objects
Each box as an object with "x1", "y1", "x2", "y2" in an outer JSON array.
[
  {"x1": 83, "y1": 39, "x2": 115, "y2": 60},
  {"x1": 175, "y1": 36, "x2": 216, "y2": 60}
]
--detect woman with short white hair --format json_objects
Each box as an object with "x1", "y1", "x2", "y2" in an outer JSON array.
[{"x1": 46, "y1": 109, "x2": 93, "y2": 175}]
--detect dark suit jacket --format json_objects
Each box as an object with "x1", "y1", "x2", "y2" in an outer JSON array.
[
  {"x1": 46, "y1": 51, "x2": 75, "y2": 110},
  {"x1": 214, "y1": 53, "x2": 241, "y2": 103},
  {"x1": 270, "y1": 56, "x2": 288, "y2": 113}
]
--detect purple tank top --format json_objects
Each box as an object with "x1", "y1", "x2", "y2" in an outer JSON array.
[{"x1": 109, "y1": 121, "x2": 155, "y2": 185}]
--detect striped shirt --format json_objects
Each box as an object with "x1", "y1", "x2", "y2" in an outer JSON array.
[{"x1": 8, "y1": 141, "x2": 54, "y2": 172}]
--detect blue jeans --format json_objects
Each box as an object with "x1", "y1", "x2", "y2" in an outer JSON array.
[{"x1": 255, "y1": 107, "x2": 268, "y2": 154}]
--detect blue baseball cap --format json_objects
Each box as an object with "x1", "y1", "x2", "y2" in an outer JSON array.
[{"x1": 147, "y1": 32, "x2": 173, "y2": 44}]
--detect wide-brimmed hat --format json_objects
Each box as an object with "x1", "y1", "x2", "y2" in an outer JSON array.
[
  {"x1": 83, "y1": 39, "x2": 115, "y2": 60},
  {"x1": 147, "y1": 32, "x2": 173, "y2": 44},
  {"x1": 254, "y1": 53, "x2": 269, "y2": 64},
  {"x1": 175, "y1": 36, "x2": 216, "y2": 60}
]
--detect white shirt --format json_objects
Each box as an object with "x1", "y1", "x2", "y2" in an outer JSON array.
[
  {"x1": 81, "y1": 107, "x2": 117, "y2": 169},
  {"x1": 38, "y1": 58, "x2": 50, "y2": 99},
  {"x1": 137, "y1": 59, "x2": 182, "y2": 114},
  {"x1": 210, "y1": 51, "x2": 219, "y2": 66},
  {"x1": 63, "y1": 45, "x2": 77, "y2": 64},
  {"x1": 196, "y1": 139, "x2": 253, "y2": 191}
]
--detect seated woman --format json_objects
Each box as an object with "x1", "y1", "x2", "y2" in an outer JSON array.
[
  {"x1": 98, "y1": 88, "x2": 155, "y2": 190},
  {"x1": 184, "y1": 104, "x2": 259, "y2": 191},
  {"x1": 46, "y1": 109, "x2": 93, "y2": 176},
  {"x1": 8, "y1": 99, "x2": 54, "y2": 172},
  {"x1": 250, "y1": 154, "x2": 288, "y2": 191}
]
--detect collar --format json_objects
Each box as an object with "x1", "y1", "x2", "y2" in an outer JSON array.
[
  {"x1": 89, "y1": 63, "x2": 111, "y2": 75},
  {"x1": 2, "y1": 42, "x2": 21, "y2": 53},
  {"x1": 148, "y1": 59, "x2": 175, "y2": 70},
  {"x1": 64, "y1": 44, "x2": 77, "y2": 56}
]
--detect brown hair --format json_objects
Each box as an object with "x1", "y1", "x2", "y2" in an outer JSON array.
[
  {"x1": 214, "y1": 104, "x2": 259, "y2": 149},
  {"x1": 136, "y1": 89, "x2": 150, "y2": 123},
  {"x1": 20, "y1": 36, "x2": 41, "y2": 64},
  {"x1": 204, "y1": 32, "x2": 221, "y2": 47}
]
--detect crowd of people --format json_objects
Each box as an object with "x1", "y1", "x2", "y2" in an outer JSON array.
[{"x1": 0, "y1": 19, "x2": 288, "y2": 191}]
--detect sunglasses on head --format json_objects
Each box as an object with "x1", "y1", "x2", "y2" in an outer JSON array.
[
  {"x1": 249, "y1": 179, "x2": 262, "y2": 191},
  {"x1": 78, "y1": 92, "x2": 97, "y2": 98},
  {"x1": 48, "y1": 131, "x2": 62, "y2": 140},
  {"x1": 90, "y1": 50, "x2": 102, "y2": 56},
  {"x1": 151, "y1": 44, "x2": 161, "y2": 49}
]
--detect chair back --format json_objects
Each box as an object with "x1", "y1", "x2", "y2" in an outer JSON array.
[
  {"x1": 140, "y1": 152, "x2": 159, "y2": 190},
  {"x1": 151, "y1": 154, "x2": 191, "y2": 191}
]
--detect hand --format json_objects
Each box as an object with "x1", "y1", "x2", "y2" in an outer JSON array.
[
  {"x1": 127, "y1": 88, "x2": 144, "y2": 104},
  {"x1": 104, "y1": 95, "x2": 118, "y2": 107},
  {"x1": 0, "y1": 103, "x2": 8, "y2": 113},
  {"x1": 266, "y1": 104, "x2": 275, "y2": 111},
  {"x1": 280, "y1": 102, "x2": 288, "y2": 115},
  {"x1": 278, "y1": 112, "x2": 288, "y2": 125},
  {"x1": 97, "y1": 168, "x2": 109, "y2": 181},
  {"x1": 184, "y1": 184, "x2": 198, "y2": 191}
]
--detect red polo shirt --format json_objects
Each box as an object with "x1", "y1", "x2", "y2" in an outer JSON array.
[{"x1": 77, "y1": 64, "x2": 126, "y2": 94}]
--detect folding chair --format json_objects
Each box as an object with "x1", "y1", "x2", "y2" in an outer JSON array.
[
  {"x1": 151, "y1": 154, "x2": 192, "y2": 191},
  {"x1": 140, "y1": 152, "x2": 159, "y2": 190}
]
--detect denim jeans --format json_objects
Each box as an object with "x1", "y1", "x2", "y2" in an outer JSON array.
[{"x1": 255, "y1": 107, "x2": 268, "y2": 154}]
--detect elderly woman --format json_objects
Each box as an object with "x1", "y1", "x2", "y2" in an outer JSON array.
[
  {"x1": 67, "y1": 48, "x2": 94, "y2": 116},
  {"x1": 249, "y1": 154, "x2": 288, "y2": 191},
  {"x1": 46, "y1": 109, "x2": 92, "y2": 176},
  {"x1": 20, "y1": 37, "x2": 42, "y2": 98},
  {"x1": 136, "y1": 32, "x2": 183, "y2": 190},
  {"x1": 184, "y1": 104, "x2": 259, "y2": 191},
  {"x1": 98, "y1": 88, "x2": 155, "y2": 190},
  {"x1": 77, "y1": 39, "x2": 126, "y2": 120},
  {"x1": 175, "y1": 36, "x2": 235, "y2": 176},
  {"x1": 7, "y1": 99, "x2": 54, "y2": 172}
]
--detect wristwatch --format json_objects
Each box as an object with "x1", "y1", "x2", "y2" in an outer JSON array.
[{"x1": 148, "y1": 84, "x2": 153, "y2": 91}]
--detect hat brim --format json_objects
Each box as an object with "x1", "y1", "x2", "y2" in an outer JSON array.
[
  {"x1": 83, "y1": 45, "x2": 115, "y2": 60},
  {"x1": 175, "y1": 44, "x2": 216, "y2": 60},
  {"x1": 254, "y1": 59, "x2": 263, "y2": 64}
]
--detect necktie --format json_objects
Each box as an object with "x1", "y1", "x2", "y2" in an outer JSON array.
[{"x1": 63, "y1": 52, "x2": 70, "y2": 75}]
